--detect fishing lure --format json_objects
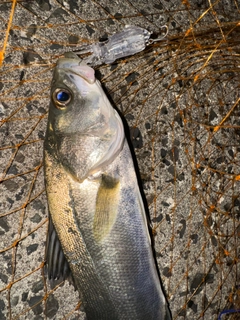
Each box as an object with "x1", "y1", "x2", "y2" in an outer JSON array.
[{"x1": 74, "y1": 25, "x2": 168, "y2": 66}]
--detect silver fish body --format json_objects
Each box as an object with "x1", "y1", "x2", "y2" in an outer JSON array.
[{"x1": 44, "y1": 52, "x2": 171, "y2": 320}]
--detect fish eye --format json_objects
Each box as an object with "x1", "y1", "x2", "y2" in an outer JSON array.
[{"x1": 52, "y1": 88, "x2": 72, "y2": 108}]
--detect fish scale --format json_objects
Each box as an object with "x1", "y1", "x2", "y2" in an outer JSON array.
[
  {"x1": 44, "y1": 52, "x2": 171, "y2": 319},
  {"x1": 45, "y1": 152, "x2": 118, "y2": 318}
]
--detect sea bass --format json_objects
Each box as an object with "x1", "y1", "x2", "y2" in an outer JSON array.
[{"x1": 44, "y1": 52, "x2": 171, "y2": 320}]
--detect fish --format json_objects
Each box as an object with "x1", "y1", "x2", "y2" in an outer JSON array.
[{"x1": 44, "y1": 52, "x2": 171, "y2": 320}]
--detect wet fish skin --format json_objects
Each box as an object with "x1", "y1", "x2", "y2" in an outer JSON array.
[{"x1": 44, "y1": 52, "x2": 171, "y2": 320}]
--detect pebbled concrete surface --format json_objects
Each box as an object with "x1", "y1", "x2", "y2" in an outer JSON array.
[{"x1": 0, "y1": 0, "x2": 239, "y2": 319}]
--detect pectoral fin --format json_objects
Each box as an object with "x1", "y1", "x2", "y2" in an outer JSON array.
[
  {"x1": 93, "y1": 175, "x2": 120, "y2": 242},
  {"x1": 46, "y1": 216, "x2": 74, "y2": 288}
]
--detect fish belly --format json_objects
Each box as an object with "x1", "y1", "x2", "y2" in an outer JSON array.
[{"x1": 44, "y1": 141, "x2": 169, "y2": 320}]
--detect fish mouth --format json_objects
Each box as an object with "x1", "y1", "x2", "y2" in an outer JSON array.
[{"x1": 56, "y1": 52, "x2": 96, "y2": 84}]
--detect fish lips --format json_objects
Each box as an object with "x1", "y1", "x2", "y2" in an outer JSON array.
[{"x1": 56, "y1": 53, "x2": 96, "y2": 84}]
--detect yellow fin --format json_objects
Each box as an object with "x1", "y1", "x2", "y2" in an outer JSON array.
[{"x1": 93, "y1": 175, "x2": 120, "y2": 242}]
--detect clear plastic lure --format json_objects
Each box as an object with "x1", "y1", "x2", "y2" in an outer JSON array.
[{"x1": 73, "y1": 25, "x2": 168, "y2": 66}]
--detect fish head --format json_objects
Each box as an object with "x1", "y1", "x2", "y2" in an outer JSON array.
[
  {"x1": 45, "y1": 53, "x2": 124, "y2": 182},
  {"x1": 50, "y1": 52, "x2": 104, "y2": 135}
]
